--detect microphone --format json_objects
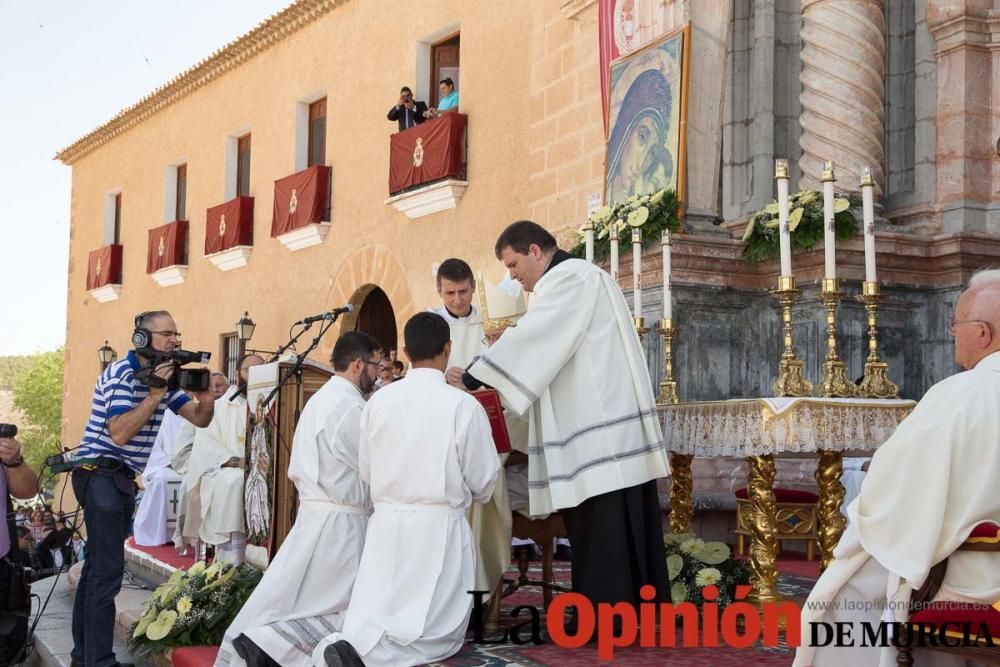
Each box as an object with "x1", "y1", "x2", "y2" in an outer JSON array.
[{"x1": 295, "y1": 305, "x2": 353, "y2": 325}]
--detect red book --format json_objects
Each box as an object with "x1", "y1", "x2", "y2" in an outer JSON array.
[{"x1": 472, "y1": 389, "x2": 511, "y2": 454}]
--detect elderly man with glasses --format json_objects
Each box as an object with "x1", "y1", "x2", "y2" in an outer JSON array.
[
  {"x1": 796, "y1": 269, "x2": 1000, "y2": 667},
  {"x1": 71, "y1": 310, "x2": 214, "y2": 667}
]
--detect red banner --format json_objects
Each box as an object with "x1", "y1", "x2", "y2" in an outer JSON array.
[
  {"x1": 388, "y1": 113, "x2": 467, "y2": 194},
  {"x1": 86, "y1": 244, "x2": 123, "y2": 289},
  {"x1": 205, "y1": 196, "x2": 254, "y2": 255},
  {"x1": 271, "y1": 165, "x2": 331, "y2": 237},
  {"x1": 600, "y1": 0, "x2": 618, "y2": 137},
  {"x1": 146, "y1": 220, "x2": 188, "y2": 273}
]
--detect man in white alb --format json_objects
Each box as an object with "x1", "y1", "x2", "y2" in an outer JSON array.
[
  {"x1": 795, "y1": 270, "x2": 1000, "y2": 667},
  {"x1": 183, "y1": 355, "x2": 264, "y2": 564},
  {"x1": 462, "y1": 221, "x2": 670, "y2": 619},
  {"x1": 321, "y1": 312, "x2": 501, "y2": 667},
  {"x1": 216, "y1": 332, "x2": 381, "y2": 667}
]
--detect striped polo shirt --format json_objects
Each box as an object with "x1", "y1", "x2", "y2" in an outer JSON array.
[{"x1": 77, "y1": 350, "x2": 191, "y2": 473}]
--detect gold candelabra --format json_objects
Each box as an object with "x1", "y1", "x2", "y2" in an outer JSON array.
[
  {"x1": 772, "y1": 275, "x2": 813, "y2": 397},
  {"x1": 657, "y1": 318, "x2": 678, "y2": 405},
  {"x1": 856, "y1": 281, "x2": 900, "y2": 398},
  {"x1": 819, "y1": 279, "x2": 857, "y2": 397},
  {"x1": 634, "y1": 317, "x2": 649, "y2": 341}
]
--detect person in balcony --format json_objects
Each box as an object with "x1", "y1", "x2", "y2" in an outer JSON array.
[
  {"x1": 386, "y1": 86, "x2": 427, "y2": 132},
  {"x1": 423, "y1": 78, "x2": 459, "y2": 119}
]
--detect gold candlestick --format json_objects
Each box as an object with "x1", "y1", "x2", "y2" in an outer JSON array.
[
  {"x1": 657, "y1": 318, "x2": 678, "y2": 405},
  {"x1": 856, "y1": 281, "x2": 900, "y2": 398},
  {"x1": 772, "y1": 275, "x2": 813, "y2": 397},
  {"x1": 819, "y1": 279, "x2": 857, "y2": 397},
  {"x1": 634, "y1": 316, "x2": 649, "y2": 341}
]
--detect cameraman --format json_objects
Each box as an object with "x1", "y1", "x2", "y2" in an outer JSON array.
[
  {"x1": 71, "y1": 311, "x2": 214, "y2": 667},
  {"x1": 0, "y1": 432, "x2": 39, "y2": 665}
]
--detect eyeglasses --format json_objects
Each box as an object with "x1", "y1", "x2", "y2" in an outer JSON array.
[
  {"x1": 150, "y1": 330, "x2": 181, "y2": 339},
  {"x1": 947, "y1": 317, "x2": 988, "y2": 335},
  {"x1": 361, "y1": 359, "x2": 381, "y2": 369}
]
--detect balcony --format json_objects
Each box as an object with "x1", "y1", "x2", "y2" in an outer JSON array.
[
  {"x1": 87, "y1": 244, "x2": 123, "y2": 303},
  {"x1": 385, "y1": 113, "x2": 468, "y2": 219},
  {"x1": 205, "y1": 196, "x2": 254, "y2": 271},
  {"x1": 147, "y1": 220, "x2": 189, "y2": 287},
  {"x1": 271, "y1": 164, "x2": 332, "y2": 251}
]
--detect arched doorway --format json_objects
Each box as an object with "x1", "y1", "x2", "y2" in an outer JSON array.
[{"x1": 355, "y1": 286, "x2": 397, "y2": 354}]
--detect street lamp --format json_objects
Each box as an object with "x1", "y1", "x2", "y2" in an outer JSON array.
[
  {"x1": 236, "y1": 311, "x2": 256, "y2": 343},
  {"x1": 98, "y1": 341, "x2": 117, "y2": 370}
]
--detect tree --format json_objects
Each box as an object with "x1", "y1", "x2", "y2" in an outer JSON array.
[{"x1": 13, "y1": 349, "x2": 64, "y2": 487}]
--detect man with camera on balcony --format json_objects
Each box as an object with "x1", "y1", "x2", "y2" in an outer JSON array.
[{"x1": 71, "y1": 310, "x2": 214, "y2": 667}]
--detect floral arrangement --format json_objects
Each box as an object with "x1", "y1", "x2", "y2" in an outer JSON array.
[
  {"x1": 128, "y1": 560, "x2": 263, "y2": 658},
  {"x1": 741, "y1": 190, "x2": 861, "y2": 265},
  {"x1": 664, "y1": 533, "x2": 750, "y2": 609},
  {"x1": 571, "y1": 188, "x2": 682, "y2": 263}
]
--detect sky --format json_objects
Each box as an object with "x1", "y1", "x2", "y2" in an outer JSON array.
[{"x1": 0, "y1": 1, "x2": 290, "y2": 356}]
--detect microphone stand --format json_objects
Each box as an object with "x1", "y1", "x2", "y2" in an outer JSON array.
[
  {"x1": 260, "y1": 313, "x2": 342, "y2": 412},
  {"x1": 229, "y1": 321, "x2": 318, "y2": 402}
]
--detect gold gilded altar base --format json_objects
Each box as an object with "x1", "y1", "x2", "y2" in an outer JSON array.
[{"x1": 660, "y1": 397, "x2": 914, "y2": 601}]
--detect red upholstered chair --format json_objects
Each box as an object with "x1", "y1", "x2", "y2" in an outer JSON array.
[
  {"x1": 734, "y1": 487, "x2": 820, "y2": 560},
  {"x1": 897, "y1": 522, "x2": 1000, "y2": 666},
  {"x1": 171, "y1": 646, "x2": 220, "y2": 667}
]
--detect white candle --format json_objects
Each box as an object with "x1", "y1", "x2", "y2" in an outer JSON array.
[
  {"x1": 662, "y1": 230, "x2": 672, "y2": 320},
  {"x1": 610, "y1": 226, "x2": 619, "y2": 282},
  {"x1": 632, "y1": 228, "x2": 642, "y2": 316},
  {"x1": 585, "y1": 224, "x2": 595, "y2": 264},
  {"x1": 822, "y1": 161, "x2": 837, "y2": 280},
  {"x1": 776, "y1": 159, "x2": 792, "y2": 277},
  {"x1": 861, "y1": 167, "x2": 877, "y2": 283}
]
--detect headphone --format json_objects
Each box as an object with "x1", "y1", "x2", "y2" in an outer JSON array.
[{"x1": 132, "y1": 312, "x2": 153, "y2": 349}]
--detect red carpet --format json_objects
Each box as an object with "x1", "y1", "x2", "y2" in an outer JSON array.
[{"x1": 127, "y1": 538, "x2": 197, "y2": 571}]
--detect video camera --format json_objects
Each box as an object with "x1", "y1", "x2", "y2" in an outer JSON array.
[{"x1": 135, "y1": 348, "x2": 213, "y2": 392}]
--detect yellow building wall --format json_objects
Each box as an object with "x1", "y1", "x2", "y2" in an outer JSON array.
[{"x1": 61, "y1": 0, "x2": 571, "y2": 446}]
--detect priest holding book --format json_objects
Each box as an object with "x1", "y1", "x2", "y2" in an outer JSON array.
[{"x1": 463, "y1": 220, "x2": 671, "y2": 619}]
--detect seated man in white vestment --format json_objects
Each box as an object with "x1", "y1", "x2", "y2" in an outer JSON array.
[
  {"x1": 183, "y1": 356, "x2": 263, "y2": 564},
  {"x1": 133, "y1": 407, "x2": 185, "y2": 546},
  {"x1": 170, "y1": 417, "x2": 198, "y2": 554},
  {"x1": 215, "y1": 332, "x2": 381, "y2": 667},
  {"x1": 134, "y1": 375, "x2": 224, "y2": 546},
  {"x1": 462, "y1": 221, "x2": 670, "y2": 619},
  {"x1": 321, "y1": 312, "x2": 501, "y2": 667},
  {"x1": 795, "y1": 269, "x2": 1000, "y2": 667}
]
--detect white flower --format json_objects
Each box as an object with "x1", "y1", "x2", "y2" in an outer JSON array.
[
  {"x1": 695, "y1": 567, "x2": 722, "y2": 587},
  {"x1": 679, "y1": 538, "x2": 705, "y2": 555},
  {"x1": 665, "y1": 532, "x2": 695, "y2": 546}
]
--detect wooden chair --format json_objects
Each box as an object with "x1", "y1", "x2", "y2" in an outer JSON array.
[
  {"x1": 734, "y1": 486, "x2": 820, "y2": 560},
  {"x1": 896, "y1": 522, "x2": 1000, "y2": 666},
  {"x1": 485, "y1": 512, "x2": 571, "y2": 630}
]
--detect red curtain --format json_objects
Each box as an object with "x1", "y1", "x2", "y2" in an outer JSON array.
[
  {"x1": 388, "y1": 113, "x2": 467, "y2": 194},
  {"x1": 271, "y1": 165, "x2": 331, "y2": 237},
  {"x1": 146, "y1": 220, "x2": 188, "y2": 273},
  {"x1": 599, "y1": 0, "x2": 619, "y2": 137},
  {"x1": 86, "y1": 244, "x2": 123, "y2": 289},
  {"x1": 205, "y1": 196, "x2": 254, "y2": 255}
]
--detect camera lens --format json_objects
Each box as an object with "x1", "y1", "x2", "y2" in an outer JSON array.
[{"x1": 0, "y1": 424, "x2": 17, "y2": 439}]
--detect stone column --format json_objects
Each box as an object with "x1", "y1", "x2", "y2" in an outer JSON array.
[
  {"x1": 798, "y1": 0, "x2": 886, "y2": 194},
  {"x1": 926, "y1": 0, "x2": 997, "y2": 233}
]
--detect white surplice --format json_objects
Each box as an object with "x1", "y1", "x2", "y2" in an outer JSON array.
[
  {"x1": 171, "y1": 420, "x2": 198, "y2": 549},
  {"x1": 430, "y1": 304, "x2": 486, "y2": 370},
  {"x1": 183, "y1": 387, "x2": 248, "y2": 546},
  {"x1": 317, "y1": 368, "x2": 500, "y2": 667},
  {"x1": 134, "y1": 410, "x2": 185, "y2": 546},
  {"x1": 469, "y1": 256, "x2": 668, "y2": 515},
  {"x1": 794, "y1": 351, "x2": 1000, "y2": 667},
  {"x1": 215, "y1": 375, "x2": 371, "y2": 667}
]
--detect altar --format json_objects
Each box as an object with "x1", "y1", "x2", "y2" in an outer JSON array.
[{"x1": 659, "y1": 397, "x2": 915, "y2": 603}]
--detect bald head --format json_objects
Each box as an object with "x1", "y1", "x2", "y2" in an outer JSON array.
[{"x1": 953, "y1": 269, "x2": 1000, "y2": 369}]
